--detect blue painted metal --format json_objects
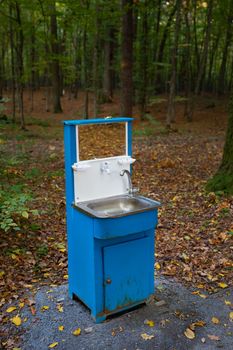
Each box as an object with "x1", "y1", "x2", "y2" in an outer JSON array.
[
  {"x1": 63, "y1": 117, "x2": 133, "y2": 126},
  {"x1": 63, "y1": 118, "x2": 159, "y2": 323}
]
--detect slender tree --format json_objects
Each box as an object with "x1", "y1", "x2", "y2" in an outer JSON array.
[
  {"x1": 121, "y1": 0, "x2": 133, "y2": 117},
  {"x1": 194, "y1": 0, "x2": 214, "y2": 95},
  {"x1": 49, "y1": 1, "x2": 63, "y2": 113},
  {"x1": 15, "y1": 1, "x2": 25, "y2": 129},
  {"x1": 166, "y1": 0, "x2": 181, "y2": 128}
]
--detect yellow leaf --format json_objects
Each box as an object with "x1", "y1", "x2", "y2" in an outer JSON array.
[
  {"x1": 199, "y1": 294, "x2": 207, "y2": 299},
  {"x1": 6, "y1": 306, "x2": 17, "y2": 313},
  {"x1": 72, "y1": 328, "x2": 81, "y2": 336},
  {"x1": 41, "y1": 305, "x2": 50, "y2": 312},
  {"x1": 229, "y1": 312, "x2": 233, "y2": 320},
  {"x1": 211, "y1": 317, "x2": 220, "y2": 324},
  {"x1": 58, "y1": 325, "x2": 64, "y2": 331},
  {"x1": 184, "y1": 328, "x2": 195, "y2": 339},
  {"x1": 57, "y1": 304, "x2": 63, "y2": 312},
  {"x1": 13, "y1": 348, "x2": 21, "y2": 350},
  {"x1": 11, "y1": 315, "x2": 22, "y2": 326},
  {"x1": 192, "y1": 320, "x2": 206, "y2": 327},
  {"x1": 0, "y1": 270, "x2": 5, "y2": 278},
  {"x1": 155, "y1": 262, "x2": 161, "y2": 270},
  {"x1": 48, "y1": 342, "x2": 58, "y2": 348},
  {"x1": 141, "y1": 333, "x2": 154, "y2": 340},
  {"x1": 144, "y1": 319, "x2": 155, "y2": 327},
  {"x1": 218, "y1": 282, "x2": 228, "y2": 289},
  {"x1": 19, "y1": 302, "x2": 24, "y2": 309},
  {"x1": 63, "y1": 274, "x2": 68, "y2": 280},
  {"x1": 225, "y1": 300, "x2": 231, "y2": 306}
]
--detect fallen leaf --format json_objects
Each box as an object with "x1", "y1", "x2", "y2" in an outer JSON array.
[
  {"x1": 6, "y1": 306, "x2": 17, "y2": 313},
  {"x1": 141, "y1": 333, "x2": 154, "y2": 340},
  {"x1": 144, "y1": 319, "x2": 155, "y2": 327},
  {"x1": 57, "y1": 304, "x2": 63, "y2": 312},
  {"x1": 48, "y1": 342, "x2": 58, "y2": 348},
  {"x1": 155, "y1": 262, "x2": 161, "y2": 270},
  {"x1": 30, "y1": 306, "x2": 36, "y2": 315},
  {"x1": 58, "y1": 325, "x2": 64, "y2": 331},
  {"x1": 155, "y1": 300, "x2": 166, "y2": 307},
  {"x1": 218, "y1": 282, "x2": 228, "y2": 289},
  {"x1": 72, "y1": 328, "x2": 81, "y2": 336},
  {"x1": 11, "y1": 315, "x2": 22, "y2": 326},
  {"x1": 19, "y1": 302, "x2": 24, "y2": 309},
  {"x1": 22, "y1": 211, "x2": 29, "y2": 219},
  {"x1": 207, "y1": 334, "x2": 220, "y2": 341},
  {"x1": 199, "y1": 293, "x2": 207, "y2": 299},
  {"x1": 201, "y1": 337, "x2": 206, "y2": 343},
  {"x1": 41, "y1": 305, "x2": 50, "y2": 312},
  {"x1": 192, "y1": 320, "x2": 206, "y2": 327},
  {"x1": 27, "y1": 299, "x2": 35, "y2": 306},
  {"x1": 84, "y1": 327, "x2": 93, "y2": 334},
  {"x1": 211, "y1": 317, "x2": 220, "y2": 324},
  {"x1": 63, "y1": 274, "x2": 68, "y2": 280},
  {"x1": 224, "y1": 300, "x2": 231, "y2": 306},
  {"x1": 229, "y1": 312, "x2": 233, "y2": 320},
  {"x1": 184, "y1": 328, "x2": 195, "y2": 339}
]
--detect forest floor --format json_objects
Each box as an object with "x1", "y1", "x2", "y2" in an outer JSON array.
[{"x1": 0, "y1": 90, "x2": 233, "y2": 349}]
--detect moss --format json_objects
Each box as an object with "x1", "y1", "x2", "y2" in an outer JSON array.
[
  {"x1": 206, "y1": 91, "x2": 233, "y2": 195},
  {"x1": 206, "y1": 171, "x2": 233, "y2": 195}
]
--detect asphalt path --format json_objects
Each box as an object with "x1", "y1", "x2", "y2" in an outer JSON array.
[{"x1": 2, "y1": 277, "x2": 233, "y2": 350}]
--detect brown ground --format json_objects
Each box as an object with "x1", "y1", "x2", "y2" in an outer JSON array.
[{"x1": 0, "y1": 90, "x2": 232, "y2": 312}]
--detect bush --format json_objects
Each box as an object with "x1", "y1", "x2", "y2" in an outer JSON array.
[{"x1": 0, "y1": 187, "x2": 38, "y2": 232}]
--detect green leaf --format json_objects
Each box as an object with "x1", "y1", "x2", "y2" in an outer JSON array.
[{"x1": 22, "y1": 211, "x2": 29, "y2": 219}]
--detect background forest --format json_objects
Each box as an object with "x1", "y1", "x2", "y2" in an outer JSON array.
[{"x1": 0, "y1": 0, "x2": 233, "y2": 127}]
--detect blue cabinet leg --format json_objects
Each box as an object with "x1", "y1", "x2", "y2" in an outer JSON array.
[{"x1": 92, "y1": 313, "x2": 107, "y2": 323}]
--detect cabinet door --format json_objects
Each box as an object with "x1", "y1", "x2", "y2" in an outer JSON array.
[{"x1": 103, "y1": 237, "x2": 153, "y2": 313}]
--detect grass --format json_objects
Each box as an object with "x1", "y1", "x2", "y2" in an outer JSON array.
[{"x1": 133, "y1": 114, "x2": 167, "y2": 137}]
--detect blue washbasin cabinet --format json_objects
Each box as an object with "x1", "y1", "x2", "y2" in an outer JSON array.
[{"x1": 64, "y1": 118, "x2": 159, "y2": 323}]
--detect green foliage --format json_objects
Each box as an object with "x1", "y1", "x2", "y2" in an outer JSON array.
[
  {"x1": 25, "y1": 167, "x2": 42, "y2": 179},
  {"x1": 133, "y1": 114, "x2": 167, "y2": 137},
  {"x1": 36, "y1": 244, "x2": 48, "y2": 257},
  {"x1": 0, "y1": 187, "x2": 39, "y2": 232}
]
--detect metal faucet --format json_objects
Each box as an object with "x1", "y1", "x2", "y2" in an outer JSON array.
[{"x1": 120, "y1": 169, "x2": 139, "y2": 196}]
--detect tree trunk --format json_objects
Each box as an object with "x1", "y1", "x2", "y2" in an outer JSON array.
[
  {"x1": 50, "y1": 1, "x2": 62, "y2": 113},
  {"x1": 206, "y1": 91, "x2": 233, "y2": 194},
  {"x1": 138, "y1": 1, "x2": 148, "y2": 120},
  {"x1": 155, "y1": 2, "x2": 177, "y2": 93},
  {"x1": 15, "y1": 1, "x2": 25, "y2": 129},
  {"x1": 206, "y1": 33, "x2": 220, "y2": 92},
  {"x1": 9, "y1": 4, "x2": 16, "y2": 122},
  {"x1": 83, "y1": 22, "x2": 89, "y2": 119},
  {"x1": 194, "y1": 0, "x2": 213, "y2": 95},
  {"x1": 217, "y1": 2, "x2": 233, "y2": 95},
  {"x1": 103, "y1": 27, "x2": 115, "y2": 102},
  {"x1": 166, "y1": 0, "x2": 181, "y2": 128},
  {"x1": 183, "y1": 0, "x2": 192, "y2": 122},
  {"x1": 121, "y1": 0, "x2": 133, "y2": 117},
  {"x1": 30, "y1": 13, "x2": 36, "y2": 112},
  {"x1": 93, "y1": 2, "x2": 100, "y2": 119}
]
